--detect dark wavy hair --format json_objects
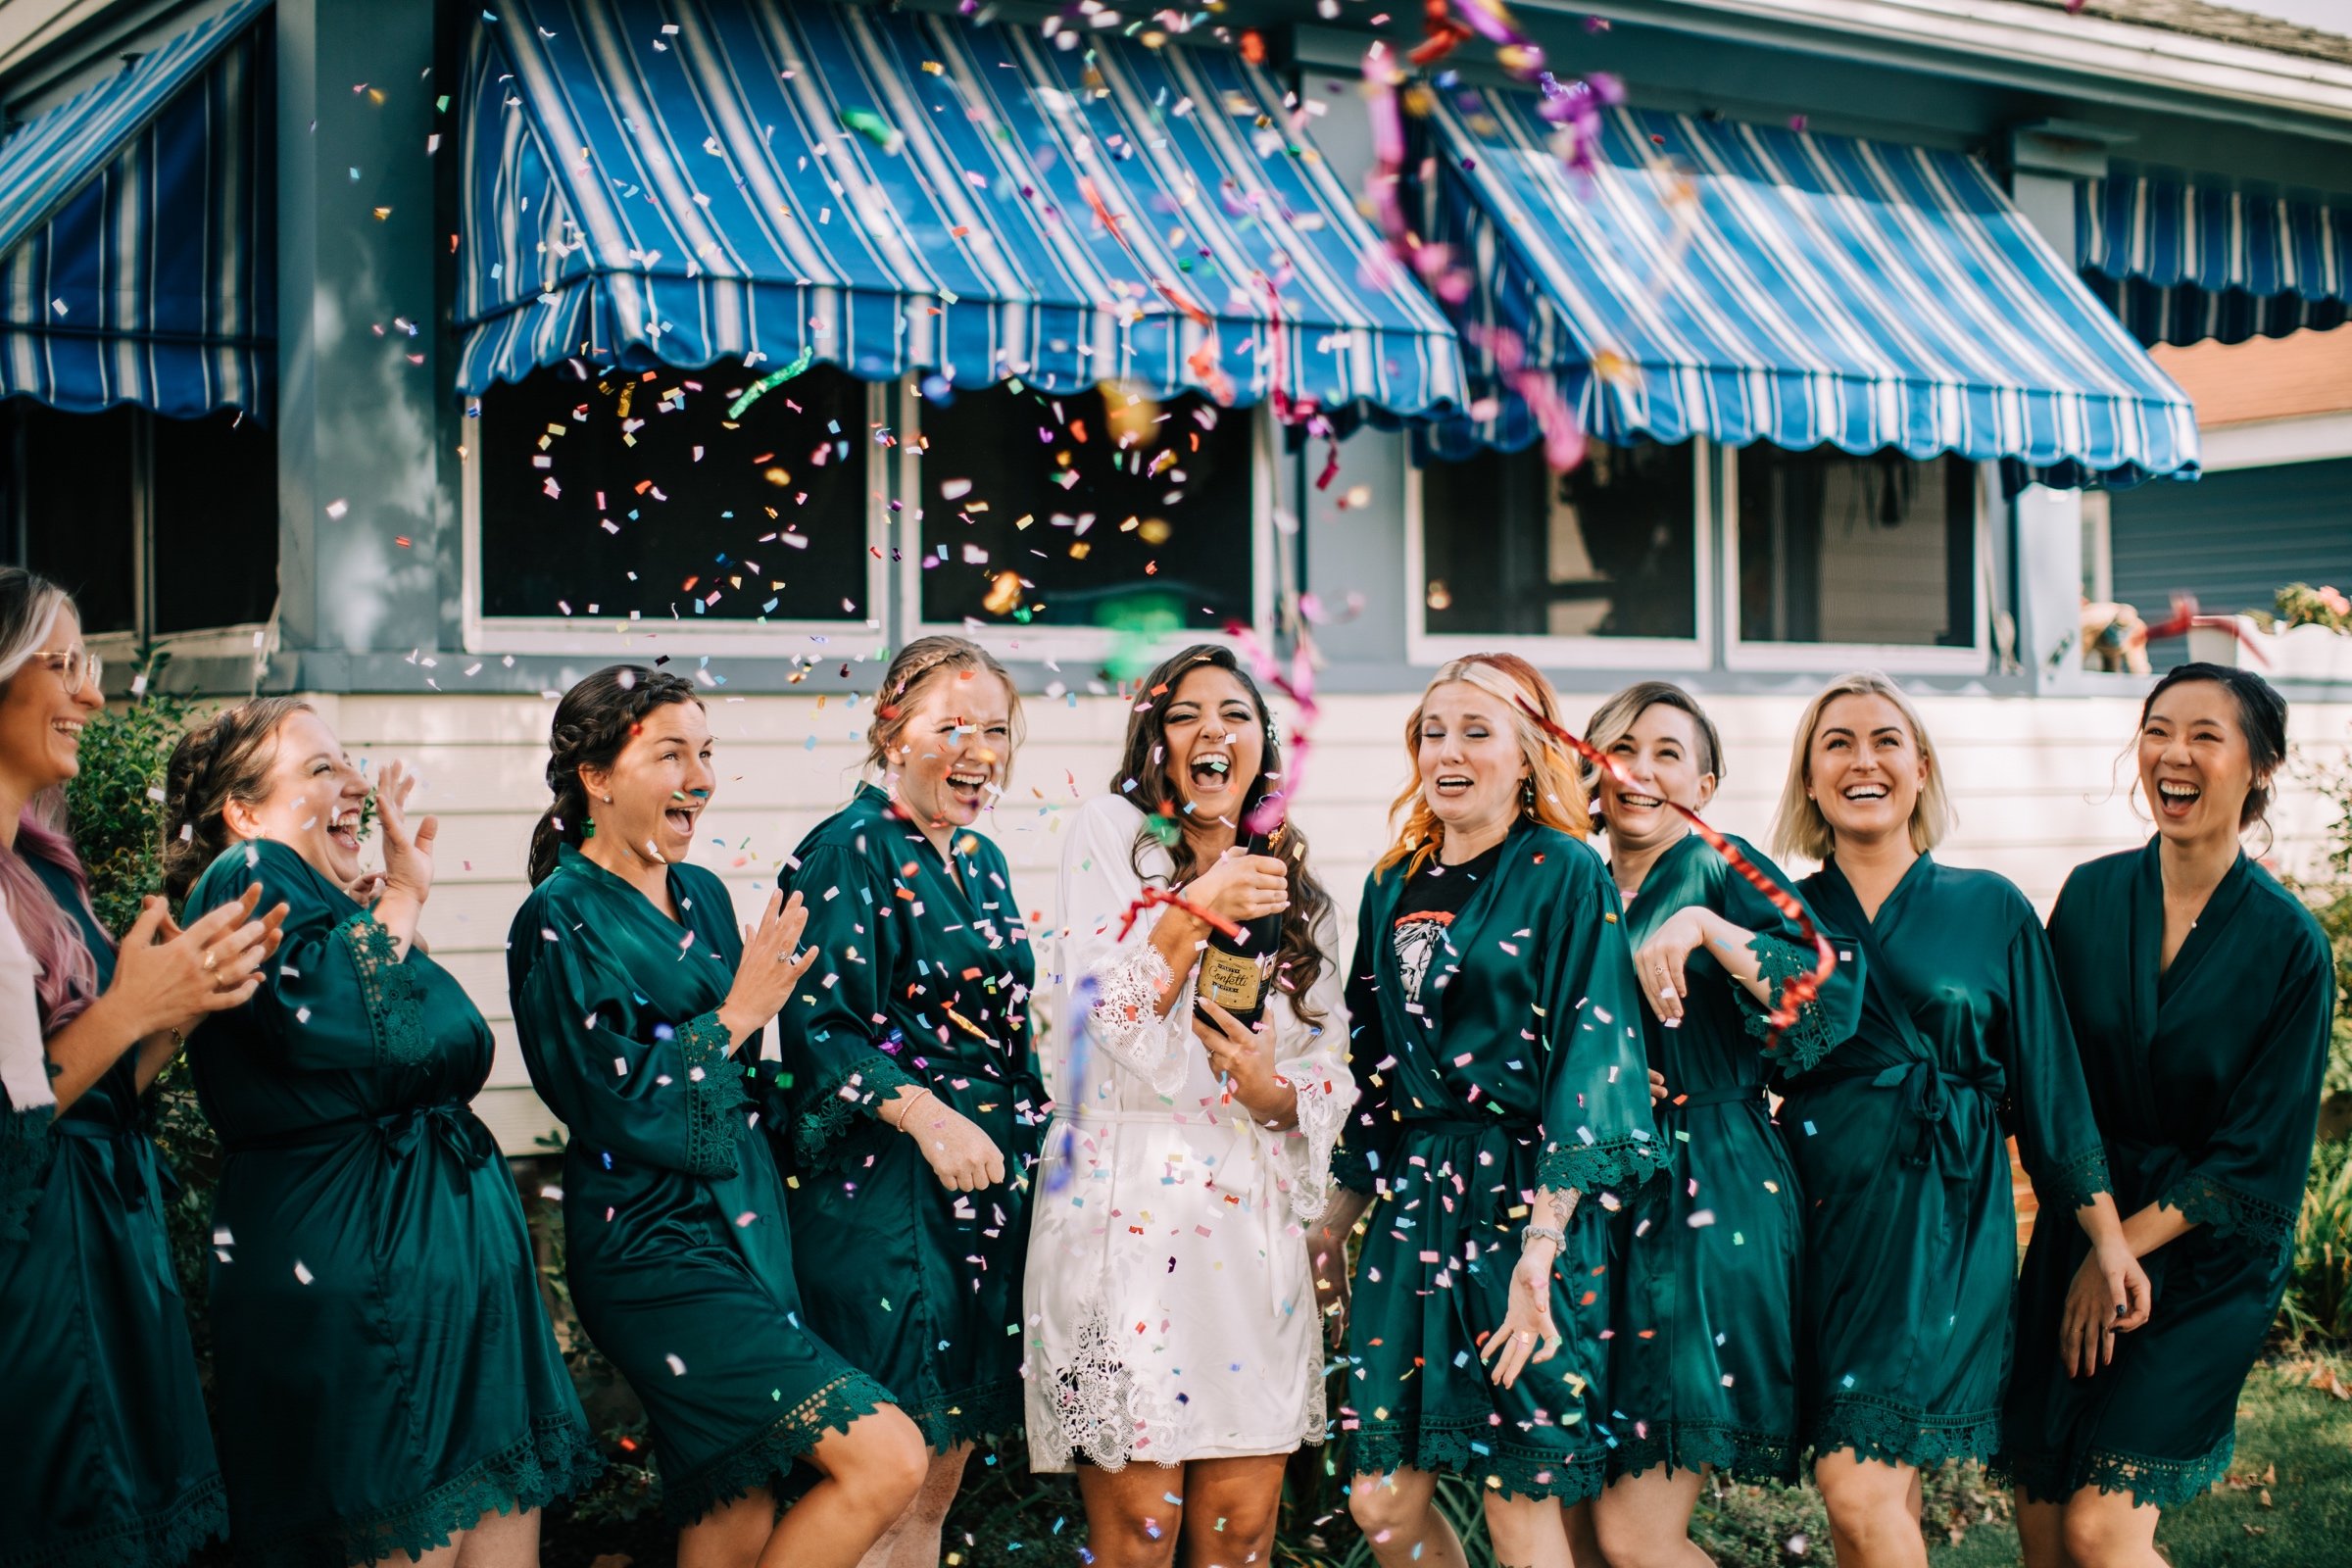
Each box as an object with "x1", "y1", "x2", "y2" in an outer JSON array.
[
  {"x1": 2139, "y1": 662, "x2": 2289, "y2": 833},
  {"x1": 527, "y1": 664, "x2": 704, "y2": 886},
  {"x1": 162, "y1": 696, "x2": 314, "y2": 905},
  {"x1": 1110, "y1": 644, "x2": 1332, "y2": 1023}
]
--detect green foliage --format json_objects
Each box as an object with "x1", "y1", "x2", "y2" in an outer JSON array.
[
  {"x1": 2282, "y1": 1138, "x2": 2352, "y2": 1348},
  {"x1": 66, "y1": 674, "x2": 195, "y2": 932},
  {"x1": 2266, "y1": 582, "x2": 2352, "y2": 636}
]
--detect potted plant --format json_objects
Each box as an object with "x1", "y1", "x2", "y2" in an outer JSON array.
[{"x1": 2186, "y1": 583, "x2": 2352, "y2": 683}]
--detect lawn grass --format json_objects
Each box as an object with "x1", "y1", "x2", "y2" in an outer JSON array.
[{"x1": 1930, "y1": 1359, "x2": 2352, "y2": 1568}]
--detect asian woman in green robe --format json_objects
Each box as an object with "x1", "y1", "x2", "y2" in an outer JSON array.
[
  {"x1": 508, "y1": 665, "x2": 928, "y2": 1568},
  {"x1": 1768, "y1": 672, "x2": 2146, "y2": 1568},
  {"x1": 0, "y1": 569, "x2": 279, "y2": 1568},
  {"x1": 770, "y1": 637, "x2": 1045, "y2": 1568},
  {"x1": 1318, "y1": 654, "x2": 1661, "y2": 1568},
  {"x1": 1579, "y1": 683, "x2": 1864, "y2": 1568},
  {"x1": 2005, "y1": 665, "x2": 2333, "y2": 1568},
  {"x1": 166, "y1": 698, "x2": 598, "y2": 1568}
]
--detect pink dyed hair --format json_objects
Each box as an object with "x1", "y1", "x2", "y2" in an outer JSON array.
[{"x1": 0, "y1": 568, "x2": 108, "y2": 1036}]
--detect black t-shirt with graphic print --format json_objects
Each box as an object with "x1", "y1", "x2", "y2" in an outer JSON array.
[{"x1": 1391, "y1": 840, "x2": 1506, "y2": 1005}]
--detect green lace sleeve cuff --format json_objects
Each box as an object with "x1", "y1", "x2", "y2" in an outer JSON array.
[
  {"x1": 336, "y1": 910, "x2": 429, "y2": 1068},
  {"x1": 2165, "y1": 1169, "x2": 2297, "y2": 1250},
  {"x1": 793, "y1": 1051, "x2": 922, "y2": 1168},
  {"x1": 0, "y1": 1103, "x2": 53, "y2": 1243},
  {"x1": 1538, "y1": 1130, "x2": 1662, "y2": 1197},
  {"x1": 1742, "y1": 935, "x2": 1839, "y2": 1073},
  {"x1": 2036, "y1": 1143, "x2": 2112, "y2": 1213},
  {"x1": 677, "y1": 1010, "x2": 745, "y2": 1181},
  {"x1": 1331, "y1": 1139, "x2": 1380, "y2": 1196}
]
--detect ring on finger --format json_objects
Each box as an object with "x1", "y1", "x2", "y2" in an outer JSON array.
[{"x1": 201, "y1": 950, "x2": 218, "y2": 972}]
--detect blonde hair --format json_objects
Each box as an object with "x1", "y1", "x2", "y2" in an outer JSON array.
[
  {"x1": 1375, "y1": 653, "x2": 1591, "y2": 878},
  {"x1": 1769, "y1": 671, "x2": 1954, "y2": 863},
  {"x1": 1581, "y1": 681, "x2": 1724, "y2": 827},
  {"x1": 866, "y1": 635, "x2": 1024, "y2": 783}
]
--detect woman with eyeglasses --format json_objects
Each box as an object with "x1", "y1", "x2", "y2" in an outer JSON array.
[
  {"x1": 769, "y1": 637, "x2": 1047, "y2": 1568},
  {"x1": 0, "y1": 566, "x2": 281, "y2": 1568},
  {"x1": 164, "y1": 698, "x2": 597, "y2": 1568}
]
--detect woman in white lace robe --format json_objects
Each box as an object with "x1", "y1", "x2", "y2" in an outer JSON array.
[{"x1": 1024, "y1": 645, "x2": 1355, "y2": 1568}]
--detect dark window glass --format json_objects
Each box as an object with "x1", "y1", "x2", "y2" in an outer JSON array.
[
  {"x1": 477, "y1": 365, "x2": 869, "y2": 622},
  {"x1": 152, "y1": 411, "x2": 277, "y2": 632},
  {"x1": 3, "y1": 402, "x2": 137, "y2": 634},
  {"x1": 1419, "y1": 441, "x2": 1698, "y2": 639},
  {"x1": 1738, "y1": 447, "x2": 1975, "y2": 647},
  {"x1": 915, "y1": 383, "x2": 1252, "y2": 632}
]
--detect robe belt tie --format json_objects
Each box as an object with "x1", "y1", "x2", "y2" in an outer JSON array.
[
  {"x1": 53, "y1": 1114, "x2": 172, "y2": 1211},
  {"x1": 1396, "y1": 1114, "x2": 1514, "y2": 1137},
  {"x1": 221, "y1": 1102, "x2": 499, "y2": 1172},
  {"x1": 1806, "y1": 1060, "x2": 1994, "y2": 1176},
  {"x1": 1666, "y1": 1084, "x2": 1766, "y2": 1110}
]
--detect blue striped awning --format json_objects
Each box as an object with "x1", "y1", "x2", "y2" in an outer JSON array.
[
  {"x1": 0, "y1": 0, "x2": 272, "y2": 418},
  {"x1": 457, "y1": 0, "x2": 1463, "y2": 416},
  {"x1": 2080, "y1": 173, "x2": 2350, "y2": 347},
  {"x1": 1425, "y1": 94, "x2": 2197, "y2": 488}
]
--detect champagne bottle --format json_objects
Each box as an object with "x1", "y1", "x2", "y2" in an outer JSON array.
[{"x1": 1195, "y1": 824, "x2": 1286, "y2": 1031}]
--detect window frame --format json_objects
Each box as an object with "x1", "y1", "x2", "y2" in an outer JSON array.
[
  {"x1": 1403, "y1": 436, "x2": 1716, "y2": 672},
  {"x1": 1722, "y1": 443, "x2": 1995, "y2": 676},
  {"x1": 459, "y1": 375, "x2": 894, "y2": 656},
  {"x1": 1, "y1": 401, "x2": 274, "y2": 665},
  {"x1": 892, "y1": 380, "x2": 1277, "y2": 663}
]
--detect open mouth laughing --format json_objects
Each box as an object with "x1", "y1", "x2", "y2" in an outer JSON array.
[
  {"x1": 328, "y1": 808, "x2": 362, "y2": 856},
  {"x1": 2155, "y1": 777, "x2": 2201, "y2": 818}
]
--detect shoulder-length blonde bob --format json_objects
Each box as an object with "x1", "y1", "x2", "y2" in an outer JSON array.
[
  {"x1": 1375, "y1": 653, "x2": 1591, "y2": 878},
  {"x1": 1769, "y1": 670, "x2": 1955, "y2": 863}
]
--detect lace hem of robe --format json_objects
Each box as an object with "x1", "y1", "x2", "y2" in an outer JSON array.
[
  {"x1": 0, "y1": 1103, "x2": 53, "y2": 1243},
  {"x1": 659, "y1": 1369, "x2": 899, "y2": 1526},
  {"x1": 338, "y1": 910, "x2": 429, "y2": 1067},
  {"x1": 8, "y1": 1472, "x2": 227, "y2": 1568},
  {"x1": 1612, "y1": 1419, "x2": 1801, "y2": 1486},
  {"x1": 793, "y1": 1052, "x2": 921, "y2": 1169},
  {"x1": 1348, "y1": 1419, "x2": 1607, "y2": 1503},
  {"x1": 2166, "y1": 1170, "x2": 2297, "y2": 1250},
  {"x1": 232, "y1": 1412, "x2": 602, "y2": 1568},
  {"x1": 1742, "y1": 936, "x2": 1838, "y2": 1073},
  {"x1": 2003, "y1": 1432, "x2": 2235, "y2": 1510},
  {"x1": 2037, "y1": 1144, "x2": 2114, "y2": 1214},
  {"x1": 677, "y1": 1010, "x2": 745, "y2": 1181},
  {"x1": 1537, "y1": 1130, "x2": 1663, "y2": 1198},
  {"x1": 1809, "y1": 1395, "x2": 2000, "y2": 1469},
  {"x1": 1084, "y1": 946, "x2": 1193, "y2": 1097},
  {"x1": 903, "y1": 1374, "x2": 1026, "y2": 1452}
]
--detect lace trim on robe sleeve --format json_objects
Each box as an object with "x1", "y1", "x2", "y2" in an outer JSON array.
[
  {"x1": 2038, "y1": 1143, "x2": 2113, "y2": 1214},
  {"x1": 1537, "y1": 1130, "x2": 1664, "y2": 1199},
  {"x1": 1084, "y1": 946, "x2": 1193, "y2": 1098},
  {"x1": 337, "y1": 910, "x2": 429, "y2": 1067},
  {"x1": 1263, "y1": 1034, "x2": 1357, "y2": 1228},
  {"x1": 2165, "y1": 1169, "x2": 2297, "y2": 1250},
  {"x1": 1741, "y1": 935, "x2": 1840, "y2": 1073},
  {"x1": 677, "y1": 1009, "x2": 745, "y2": 1181},
  {"x1": 794, "y1": 1050, "x2": 923, "y2": 1168}
]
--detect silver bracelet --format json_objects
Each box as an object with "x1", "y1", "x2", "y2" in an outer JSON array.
[{"x1": 1521, "y1": 1223, "x2": 1567, "y2": 1252}]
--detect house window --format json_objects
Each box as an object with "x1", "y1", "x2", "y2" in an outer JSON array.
[
  {"x1": 1736, "y1": 446, "x2": 1976, "y2": 648},
  {"x1": 1, "y1": 401, "x2": 276, "y2": 645},
  {"x1": 912, "y1": 382, "x2": 1253, "y2": 633},
  {"x1": 1417, "y1": 440, "x2": 1702, "y2": 644},
  {"x1": 474, "y1": 365, "x2": 872, "y2": 625}
]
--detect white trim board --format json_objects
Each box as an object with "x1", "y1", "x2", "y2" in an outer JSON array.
[{"x1": 2197, "y1": 412, "x2": 2352, "y2": 472}]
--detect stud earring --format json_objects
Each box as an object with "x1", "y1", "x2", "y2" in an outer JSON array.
[{"x1": 602, "y1": 793, "x2": 613, "y2": 804}]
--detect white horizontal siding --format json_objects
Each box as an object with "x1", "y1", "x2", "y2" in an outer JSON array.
[{"x1": 311, "y1": 689, "x2": 2352, "y2": 1154}]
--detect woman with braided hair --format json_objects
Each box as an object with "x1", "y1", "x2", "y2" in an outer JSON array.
[
  {"x1": 768, "y1": 636, "x2": 1046, "y2": 1568},
  {"x1": 166, "y1": 698, "x2": 595, "y2": 1567},
  {"x1": 508, "y1": 665, "x2": 926, "y2": 1568}
]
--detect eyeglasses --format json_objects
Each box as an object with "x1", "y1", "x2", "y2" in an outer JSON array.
[{"x1": 31, "y1": 648, "x2": 102, "y2": 696}]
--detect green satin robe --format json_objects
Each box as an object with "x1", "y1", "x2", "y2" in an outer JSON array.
[
  {"x1": 508, "y1": 847, "x2": 895, "y2": 1525},
  {"x1": 1779, "y1": 855, "x2": 2110, "y2": 1470},
  {"x1": 770, "y1": 785, "x2": 1044, "y2": 1450},
  {"x1": 1606, "y1": 832, "x2": 1862, "y2": 1484},
  {"x1": 2004, "y1": 843, "x2": 2333, "y2": 1507},
  {"x1": 185, "y1": 840, "x2": 596, "y2": 1567},
  {"x1": 1333, "y1": 822, "x2": 1662, "y2": 1502},
  {"x1": 0, "y1": 855, "x2": 224, "y2": 1568}
]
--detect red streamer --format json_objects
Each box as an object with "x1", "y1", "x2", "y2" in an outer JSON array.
[
  {"x1": 1114, "y1": 884, "x2": 1245, "y2": 945},
  {"x1": 1078, "y1": 174, "x2": 1237, "y2": 406},
  {"x1": 2138, "y1": 592, "x2": 2271, "y2": 667},
  {"x1": 1510, "y1": 696, "x2": 1836, "y2": 1051}
]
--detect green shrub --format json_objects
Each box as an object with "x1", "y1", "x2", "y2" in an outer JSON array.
[{"x1": 2282, "y1": 1138, "x2": 2352, "y2": 1348}]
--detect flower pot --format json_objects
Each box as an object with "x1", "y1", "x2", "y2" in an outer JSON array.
[{"x1": 2185, "y1": 614, "x2": 2352, "y2": 683}]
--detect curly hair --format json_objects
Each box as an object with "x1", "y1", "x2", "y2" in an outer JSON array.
[
  {"x1": 162, "y1": 697, "x2": 314, "y2": 905},
  {"x1": 1110, "y1": 644, "x2": 1333, "y2": 1023},
  {"x1": 528, "y1": 665, "x2": 704, "y2": 886}
]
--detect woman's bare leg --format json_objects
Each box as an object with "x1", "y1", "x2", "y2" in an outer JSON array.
[
  {"x1": 756, "y1": 1409, "x2": 929, "y2": 1568},
  {"x1": 2058, "y1": 1487, "x2": 2164, "y2": 1568},
  {"x1": 1178, "y1": 1454, "x2": 1289, "y2": 1568},
  {"x1": 1482, "y1": 1492, "x2": 1571, "y2": 1568},
  {"x1": 1814, "y1": 1452, "x2": 1927, "y2": 1568},
  {"x1": 1349, "y1": 1466, "x2": 1470, "y2": 1568},
  {"x1": 679, "y1": 1490, "x2": 784, "y2": 1568},
  {"x1": 1077, "y1": 1460, "x2": 1187, "y2": 1568},
  {"x1": 855, "y1": 1443, "x2": 972, "y2": 1568},
  {"x1": 1593, "y1": 1466, "x2": 1712, "y2": 1568}
]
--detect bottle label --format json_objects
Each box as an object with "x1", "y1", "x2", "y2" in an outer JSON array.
[{"x1": 1198, "y1": 946, "x2": 1265, "y2": 1011}]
